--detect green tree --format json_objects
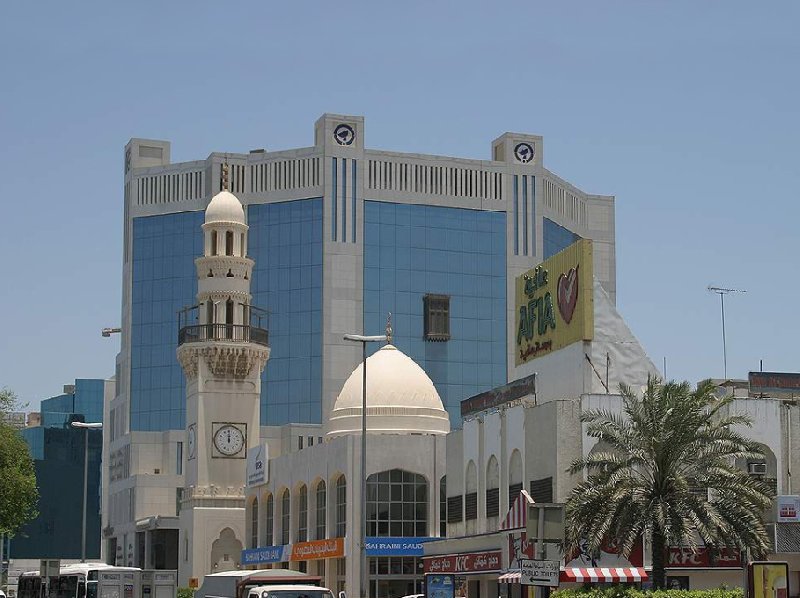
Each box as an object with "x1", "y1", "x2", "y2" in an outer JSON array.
[
  {"x1": 0, "y1": 388, "x2": 39, "y2": 534},
  {"x1": 565, "y1": 377, "x2": 773, "y2": 589}
]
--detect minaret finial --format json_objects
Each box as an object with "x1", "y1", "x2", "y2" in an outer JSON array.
[
  {"x1": 221, "y1": 156, "x2": 229, "y2": 191},
  {"x1": 385, "y1": 312, "x2": 393, "y2": 344}
]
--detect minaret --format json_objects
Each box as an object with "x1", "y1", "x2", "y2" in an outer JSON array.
[{"x1": 177, "y1": 164, "x2": 270, "y2": 583}]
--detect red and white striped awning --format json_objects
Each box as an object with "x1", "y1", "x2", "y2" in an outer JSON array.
[
  {"x1": 561, "y1": 567, "x2": 648, "y2": 583},
  {"x1": 498, "y1": 571, "x2": 522, "y2": 583},
  {"x1": 500, "y1": 489, "x2": 535, "y2": 530}
]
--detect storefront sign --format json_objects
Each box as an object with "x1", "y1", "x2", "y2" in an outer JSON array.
[
  {"x1": 515, "y1": 239, "x2": 594, "y2": 365},
  {"x1": 667, "y1": 546, "x2": 742, "y2": 568},
  {"x1": 777, "y1": 495, "x2": 800, "y2": 522},
  {"x1": 461, "y1": 374, "x2": 537, "y2": 418},
  {"x1": 291, "y1": 538, "x2": 344, "y2": 561},
  {"x1": 425, "y1": 574, "x2": 456, "y2": 598},
  {"x1": 246, "y1": 444, "x2": 268, "y2": 487},
  {"x1": 424, "y1": 550, "x2": 502, "y2": 574},
  {"x1": 749, "y1": 372, "x2": 800, "y2": 396},
  {"x1": 567, "y1": 537, "x2": 644, "y2": 568},
  {"x1": 241, "y1": 545, "x2": 290, "y2": 565},
  {"x1": 365, "y1": 537, "x2": 435, "y2": 556}
]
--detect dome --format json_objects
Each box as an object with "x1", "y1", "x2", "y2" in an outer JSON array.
[
  {"x1": 205, "y1": 190, "x2": 245, "y2": 225},
  {"x1": 326, "y1": 344, "x2": 450, "y2": 437}
]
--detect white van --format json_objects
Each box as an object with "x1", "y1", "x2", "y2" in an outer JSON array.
[{"x1": 247, "y1": 584, "x2": 337, "y2": 598}]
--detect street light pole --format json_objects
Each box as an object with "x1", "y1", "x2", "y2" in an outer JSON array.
[
  {"x1": 71, "y1": 421, "x2": 103, "y2": 563},
  {"x1": 344, "y1": 317, "x2": 391, "y2": 598}
]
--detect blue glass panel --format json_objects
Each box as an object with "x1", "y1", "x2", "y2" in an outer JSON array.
[
  {"x1": 130, "y1": 211, "x2": 203, "y2": 431},
  {"x1": 363, "y1": 201, "x2": 507, "y2": 428},
  {"x1": 543, "y1": 217, "x2": 581, "y2": 259},
  {"x1": 249, "y1": 199, "x2": 323, "y2": 425}
]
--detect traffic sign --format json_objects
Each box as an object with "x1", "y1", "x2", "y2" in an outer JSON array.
[{"x1": 520, "y1": 558, "x2": 560, "y2": 587}]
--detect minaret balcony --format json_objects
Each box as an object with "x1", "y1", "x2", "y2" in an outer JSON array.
[{"x1": 178, "y1": 323, "x2": 269, "y2": 347}]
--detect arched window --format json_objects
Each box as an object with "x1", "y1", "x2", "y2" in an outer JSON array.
[
  {"x1": 439, "y1": 476, "x2": 447, "y2": 537},
  {"x1": 508, "y1": 449, "x2": 523, "y2": 504},
  {"x1": 211, "y1": 231, "x2": 218, "y2": 256},
  {"x1": 316, "y1": 481, "x2": 327, "y2": 540},
  {"x1": 367, "y1": 469, "x2": 428, "y2": 537},
  {"x1": 250, "y1": 498, "x2": 259, "y2": 548},
  {"x1": 281, "y1": 489, "x2": 290, "y2": 545},
  {"x1": 225, "y1": 231, "x2": 234, "y2": 256},
  {"x1": 297, "y1": 485, "x2": 308, "y2": 542},
  {"x1": 485, "y1": 456, "x2": 500, "y2": 530},
  {"x1": 334, "y1": 475, "x2": 347, "y2": 538},
  {"x1": 465, "y1": 461, "x2": 478, "y2": 534},
  {"x1": 263, "y1": 494, "x2": 274, "y2": 546}
]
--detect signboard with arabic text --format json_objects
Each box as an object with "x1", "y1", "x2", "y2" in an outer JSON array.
[
  {"x1": 423, "y1": 550, "x2": 502, "y2": 574},
  {"x1": 515, "y1": 240, "x2": 593, "y2": 365},
  {"x1": 520, "y1": 559, "x2": 560, "y2": 587},
  {"x1": 290, "y1": 538, "x2": 344, "y2": 561}
]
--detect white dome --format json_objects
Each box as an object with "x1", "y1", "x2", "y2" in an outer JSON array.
[
  {"x1": 326, "y1": 344, "x2": 450, "y2": 437},
  {"x1": 205, "y1": 190, "x2": 245, "y2": 225}
]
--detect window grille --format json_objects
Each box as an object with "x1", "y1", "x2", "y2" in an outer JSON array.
[{"x1": 424, "y1": 294, "x2": 450, "y2": 341}]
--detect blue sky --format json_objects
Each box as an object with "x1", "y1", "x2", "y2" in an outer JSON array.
[{"x1": 1, "y1": 1, "x2": 798, "y2": 410}]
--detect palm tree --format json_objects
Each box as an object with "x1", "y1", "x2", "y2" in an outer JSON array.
[{"x1": 566, "y1": 376, "x2": 774, "y2": 588}]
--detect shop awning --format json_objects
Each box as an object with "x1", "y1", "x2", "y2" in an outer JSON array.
[
  {"x1": 561, "y1": 567, "x2": 648, "y2": 583},
  {"x1": 498, "y1": 571, "x2": 522, "y2": 583}
]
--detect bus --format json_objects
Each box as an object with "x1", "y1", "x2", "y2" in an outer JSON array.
[{"x1": 18, "y1": 564, "x2": 142, "y2": 598}]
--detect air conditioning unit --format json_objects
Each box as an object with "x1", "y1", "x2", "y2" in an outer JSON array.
[{"x1": 748, "y1": 462, "x2": 767, "y2": 475}]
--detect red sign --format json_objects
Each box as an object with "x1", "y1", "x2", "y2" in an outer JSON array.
[
  {"x1": 424, "y1": 550, "x2": 502, "y2": 574},
  {"x1": 667, "y1": 547, "x2": 742, "y2": 568}
]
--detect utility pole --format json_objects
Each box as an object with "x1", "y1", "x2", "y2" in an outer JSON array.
[{"x1": 707, "y1": 286, "x2": 746, "y2": 380}]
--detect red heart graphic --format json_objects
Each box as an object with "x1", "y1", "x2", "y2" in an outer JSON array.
[{"x1": 557, "y1": 265, "x2": 579, "y2": 324}]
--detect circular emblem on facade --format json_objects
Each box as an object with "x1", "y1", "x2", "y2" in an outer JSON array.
[
  {"x1": 514, "y1": 142, "x2": 535, "y2": 164},
  {"x1": 333, "y1": 124, "x2": 355, "y2": 146}
]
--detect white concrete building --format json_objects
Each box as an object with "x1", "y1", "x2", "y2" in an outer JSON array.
[{"x1": 243, "y1": 339, "x2": 450, "y2": 598}]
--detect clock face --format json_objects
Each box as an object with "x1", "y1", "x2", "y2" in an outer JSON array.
[
  {"x1": 213, "y1": 424, "x2": 245, "y2": 456},
  {"x1": 187, "y1": 425, "x2": 197, "y2": 459}
]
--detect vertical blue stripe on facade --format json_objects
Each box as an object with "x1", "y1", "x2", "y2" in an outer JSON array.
[
  {"x1": 530, "y1": 176, "x2": 536, "y2": 255},
  {"x1": 522, "y1": 175, "x2": 528, "y2": 255},
  {"x1": 342, "y1": 158, "x2": 347, "y2": 242},
  {"x1": 352, "y1": 160, "x2": 357, "y2": 243},
  {"x1": 513, "y1": 176, "x2": 519, "y2": 256},
  {"x1": 332, "y1": 158, "x2": 338, "y2": 241},
  {"x1": 363, "y1": 201, "x2": 506, "y2": 428}
]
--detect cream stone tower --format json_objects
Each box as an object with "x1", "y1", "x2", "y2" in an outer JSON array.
[{"x1": 177, "y1": 166, "x2": 270, "y2": 585}]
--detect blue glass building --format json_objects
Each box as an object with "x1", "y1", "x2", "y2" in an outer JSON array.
[
  {"x1": 14, "y1": 380, "x2": 106, "y2": 559},
  {"x1": 118, "y1": 116, "x2": 616, "y2": 433}
]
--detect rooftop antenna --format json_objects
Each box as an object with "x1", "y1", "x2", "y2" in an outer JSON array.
[{"x1": 707, "y1": 285, "x2": 747, "y2": 380}]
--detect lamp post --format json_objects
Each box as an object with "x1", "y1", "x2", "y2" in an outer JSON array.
[
  {"x1": 343, "y1": 317, "x2": 391, "y2": 598},
  {"x1": 71, "y1": 421, "x2": 103, "y2": 562}
]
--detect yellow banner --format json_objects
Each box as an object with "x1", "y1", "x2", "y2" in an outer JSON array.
[{"x1": 515, "y1": 239, "x2": 594, "y2": 365}]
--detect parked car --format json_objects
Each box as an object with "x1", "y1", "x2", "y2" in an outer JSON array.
[{"x1": 247, "y1": 584, "x2": 339, "y2": 598}]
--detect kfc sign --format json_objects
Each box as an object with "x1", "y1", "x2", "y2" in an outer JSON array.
[
  {"x1": 424, "y1": 551, "x2": 502, "y2": 574},
  {"x1": 667, "y1": 547, "x2": 742, "y2": 568}
]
